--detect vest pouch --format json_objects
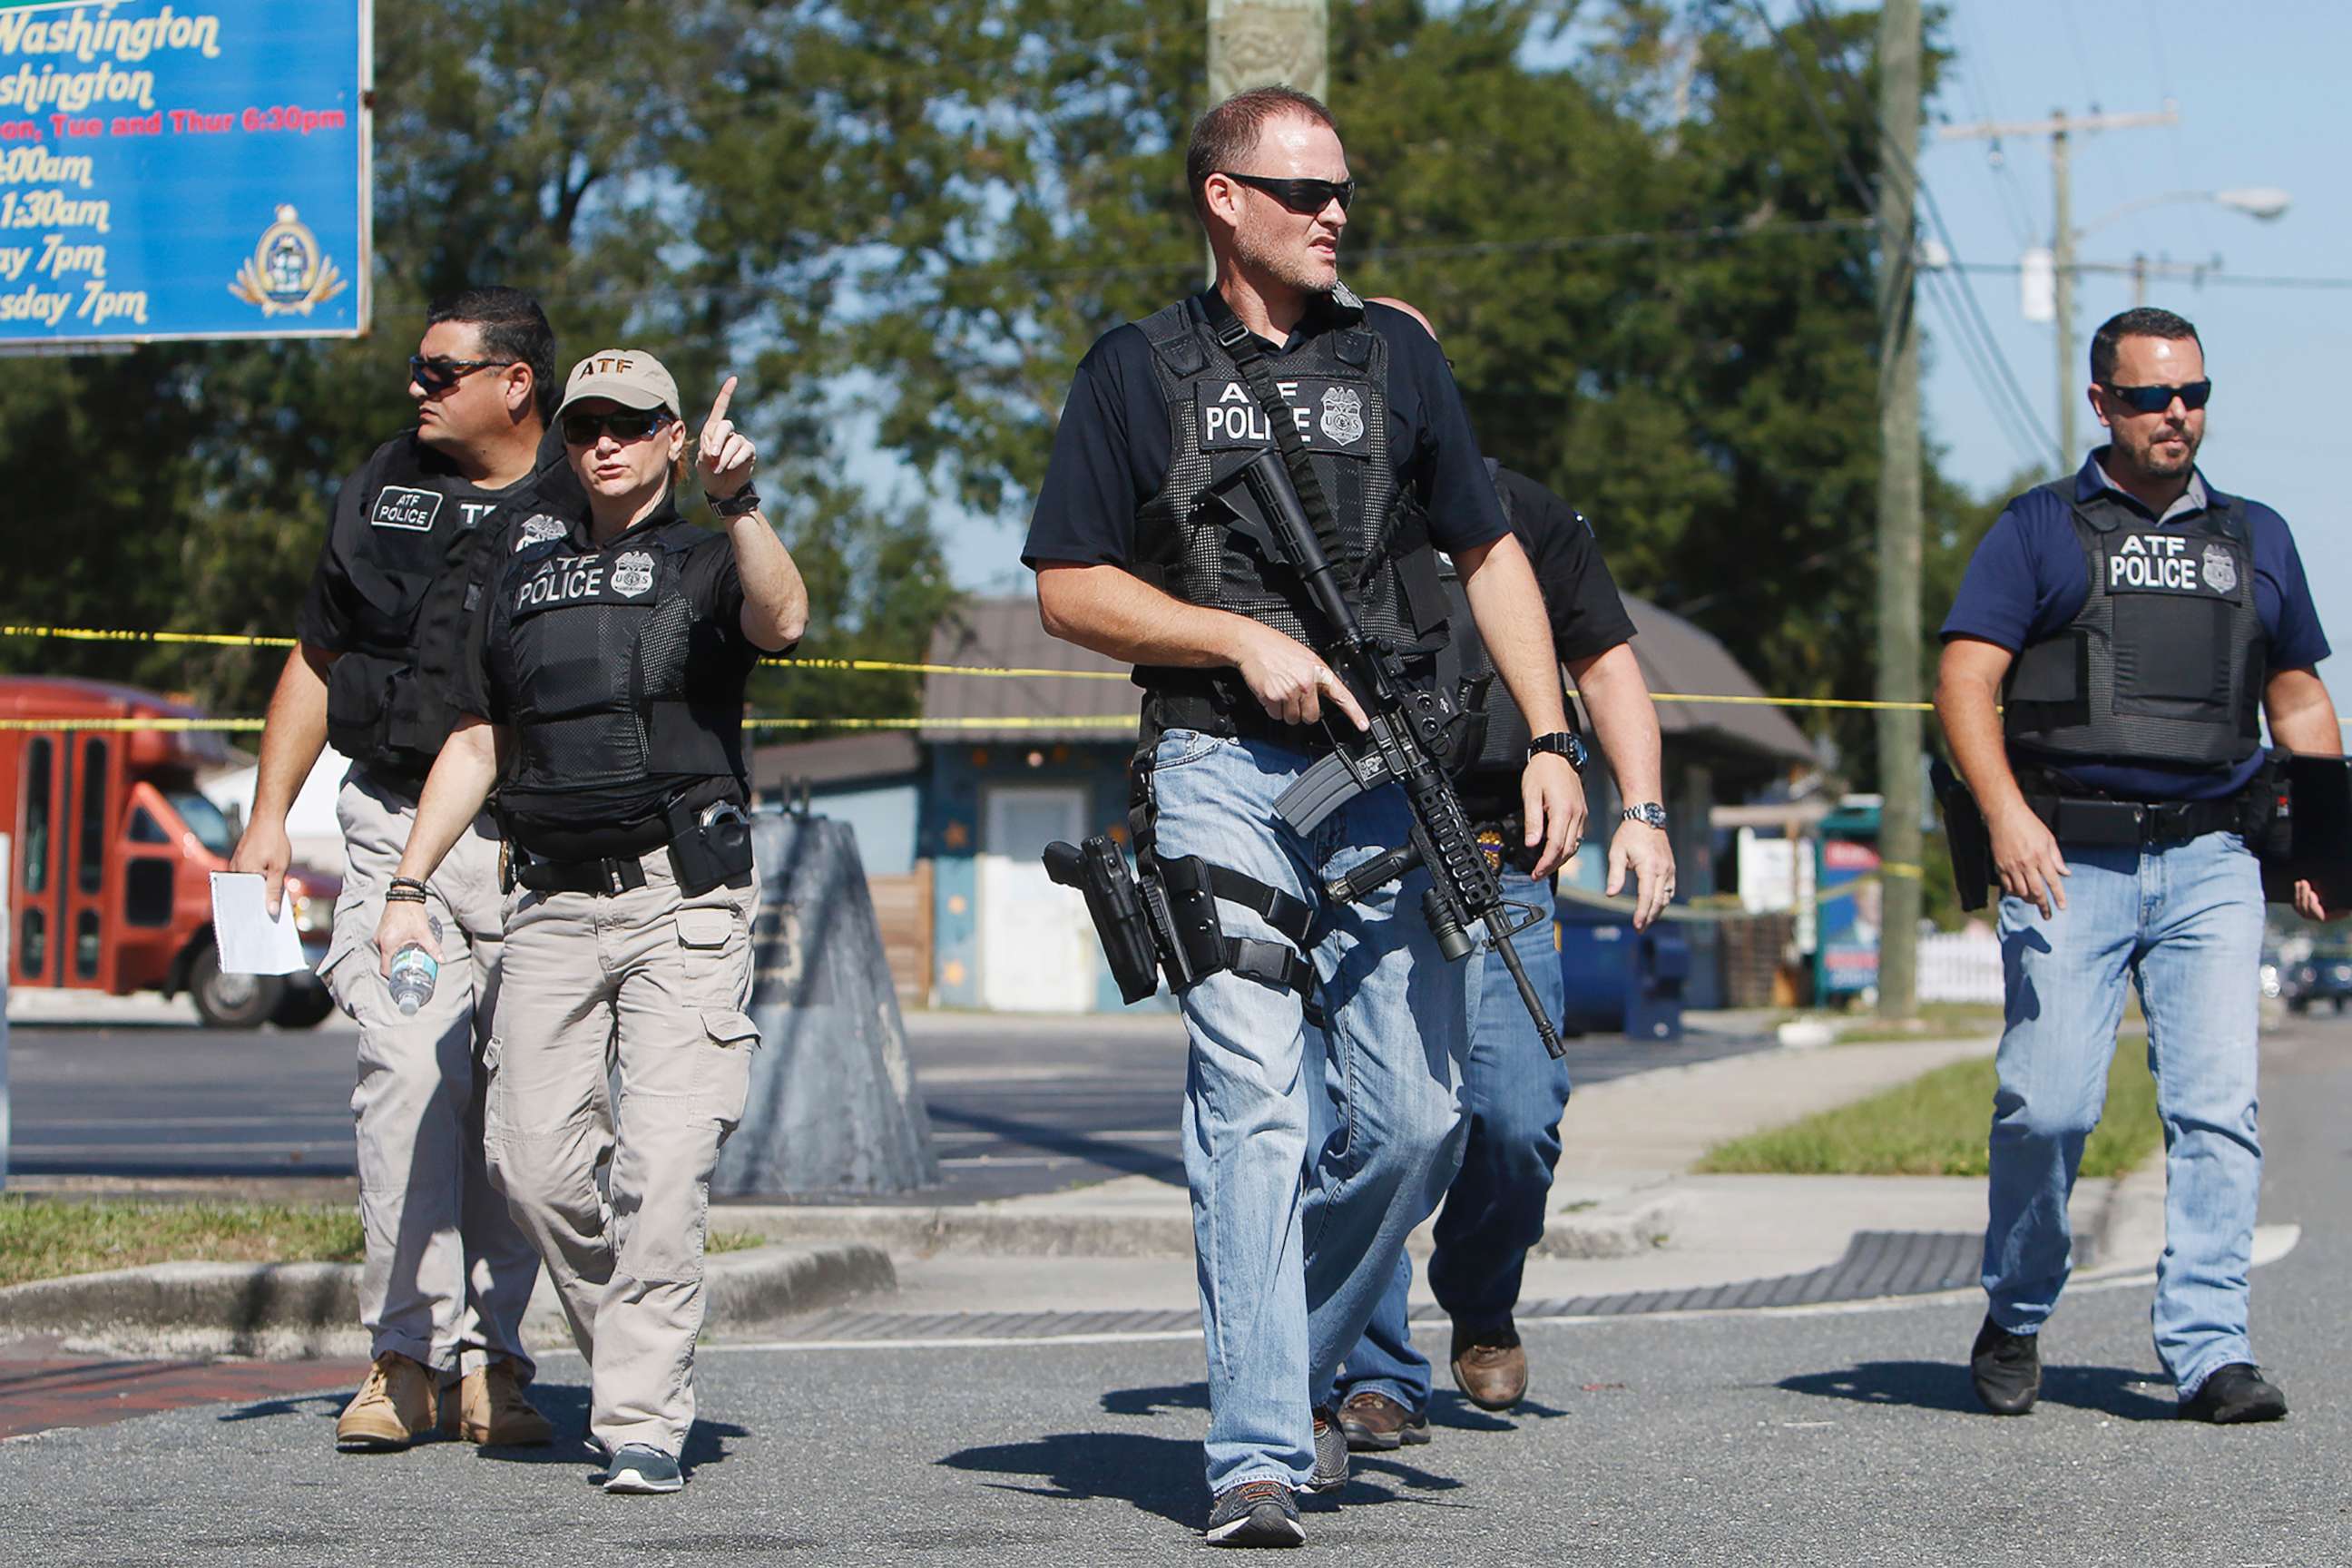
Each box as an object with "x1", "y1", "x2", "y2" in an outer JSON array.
[
  {"x1": 324, "y1": 651, "x2": 405, "y2": 761},
  {"x1": 664, "y1": 794, "x2": 755, "y2": 897},
  {"x1": 2110, "y1": 593, "x2": 2232, "y2": 715},
  {"x1": 2002, "y1": 633, "x2": 2090, "y2": 735}
]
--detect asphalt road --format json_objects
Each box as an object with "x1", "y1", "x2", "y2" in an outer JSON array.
[
  {"x1": 2, "y1": 1010, "x2": 1769, "y2": 1201},
  {"x1": 2, "y1": 1020, "x2": 2344, "y2": 1564}
]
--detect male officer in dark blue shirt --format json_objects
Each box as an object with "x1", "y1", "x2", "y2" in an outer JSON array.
[
  {"x1": 1025, "y1": 86, "x2": 1583, "y2": 1546},
  {"x1": 1936, "y1": 306, "x2": 2339, "y2": 1426}
]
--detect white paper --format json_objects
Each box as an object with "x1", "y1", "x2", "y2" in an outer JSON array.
[{"x1": 208, "y1": 872, "x2": 309, "y2": 975}]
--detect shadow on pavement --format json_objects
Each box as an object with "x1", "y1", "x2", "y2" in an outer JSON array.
[
  {"x1": 923, "y1": 1102, "x2": 1187, "y2": 1188},
  {"x1": 217, "y1": 1377, "x2": 750, "y2": 1469},
  {"x1": 1779, "y1": 1359, "x2": 2177, "y2": 1420},
  {"x1": 1427, "y1": 1389, "x2": 1571, "y2": 1433}
]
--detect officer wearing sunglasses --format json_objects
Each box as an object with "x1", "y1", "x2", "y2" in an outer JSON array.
[
  {"x1": 1025, "y1": 85, "x2": 1580, "y2": 1546},
  {"x1": 230, "y1": 287, "x2": 570, "y2": 1455},
  {"x1": 1938, "y1": 306, "x2": 2342, "y2": 1426},
  {"x1": 376, "y1": 348, "x2": 806, "y2": 1497}
]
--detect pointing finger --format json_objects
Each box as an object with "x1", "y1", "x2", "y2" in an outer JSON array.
[{"x1": 709, "y1": 375, "x2": 737, "y2": 426}]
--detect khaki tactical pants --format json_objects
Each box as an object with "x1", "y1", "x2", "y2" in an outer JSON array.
[
  {"x1": 484, "y1": 848, "x2": 761, "y2": 1458},
  {"x1": 323, "y1": 770, "x2": 541, "y2": 1379}
]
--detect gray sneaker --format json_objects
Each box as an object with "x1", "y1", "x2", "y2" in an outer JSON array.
[
  {"x1": 603, "y1": 1444, "x2": 683, "y2": 1494},
  {"x1": 1304, "y1": 1407, "x2": 1348, "y2": 1494},
  {"x1": 1205, "y1": 1480, "x2": 1304, "y2": 1547}
]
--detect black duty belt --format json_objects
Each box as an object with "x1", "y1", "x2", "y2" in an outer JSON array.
[
  {"x1": 513, "y1": 850, "x2": 649, "y2": 897},
  {"x1": 2022, "y1": 790, "x2": 2242, "y2": 849}
]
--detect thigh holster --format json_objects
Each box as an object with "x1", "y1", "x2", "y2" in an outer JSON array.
[{"x1": 1154, "y1": 853, "x2": 1319, "y2": 1013}]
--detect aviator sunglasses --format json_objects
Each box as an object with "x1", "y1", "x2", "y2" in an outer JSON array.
[
  {"x1": 561, "y1": 407, "x2": 676, "y2": 446},
  {"x1": 2101, "y1": 378, "x2": 2211, "y2": 415},
  {"x1": 408, "y1": 355, "x2": 516, "y2": 396},
  {"x1": 1218, "y1": 171, "x2": 1356, "y2": 214}
]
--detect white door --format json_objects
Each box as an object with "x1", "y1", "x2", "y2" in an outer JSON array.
[{"x1": 980, "y1": 786, "x2": 1095, "y2": 1013}]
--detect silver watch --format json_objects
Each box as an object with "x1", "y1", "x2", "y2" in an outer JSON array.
[{"x1": 1622, "y1": 802, "x2": 1668, "y2": 830}]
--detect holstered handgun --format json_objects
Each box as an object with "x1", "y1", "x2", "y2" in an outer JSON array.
[{"x1": 1931, "y1": 758, "x2": 1994, "y2": 913}]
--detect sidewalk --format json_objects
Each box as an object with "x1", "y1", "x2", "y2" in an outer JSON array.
[{"x1": 724, "y1": 1034, "x2": 2056, "y2": 1325}]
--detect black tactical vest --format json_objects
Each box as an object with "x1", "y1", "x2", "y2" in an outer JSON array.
[
  {"x1": 322, "y1": 435, "x2": 566, "y2": 787},
  {"x1": 2003, "y1": 480, "x2": 2266, "y2": 771},
  {"x1": 1129, "y1": 290, "x2": 1451, "y2": 741},
  {"x1": 1445, "y1": 463, "x2": 1587, "y2": 812},
  {"x1": 485, "y1": 516, "x2": 746, "y2": 841}
]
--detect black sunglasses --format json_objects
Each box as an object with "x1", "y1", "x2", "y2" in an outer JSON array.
[
  {"x1": 2101, "y1": 378, "x2": 2211, "y2": 414},
  {"x1": 409, "y1": 355, "x2": 516, "y2": 396},
  {"x1": 1218, "y1": 171, "x2": 1355, "y2": 214},
  {"x1": 561, "y1": 407, "x2": 675, "y2": 446}
]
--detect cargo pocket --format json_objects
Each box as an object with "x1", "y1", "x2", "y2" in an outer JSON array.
[
  {"x1": 699, "y1": 1008, "x2": 760, "y2": 1135},
  {"x1": 675, "y1": 905, "x2": 741, "y2": 989}
]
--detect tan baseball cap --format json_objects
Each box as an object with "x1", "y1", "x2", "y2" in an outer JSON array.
[{"x1": 555, "y1": 348, "x2": 681, "y2": 419}]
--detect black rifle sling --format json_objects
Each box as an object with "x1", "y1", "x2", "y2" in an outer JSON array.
[{"x1": 1200, "y1": 291, "x2": 1348, "y2": 567}]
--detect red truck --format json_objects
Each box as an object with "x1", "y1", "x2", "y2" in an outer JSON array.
[{"x1": 0, "y1": 677, "x2": 340, "y2": 1028}]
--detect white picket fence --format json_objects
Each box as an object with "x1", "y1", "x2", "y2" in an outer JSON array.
[{"x1": 1917, "y1": 929, "x2": 2004, "y2": 1004}]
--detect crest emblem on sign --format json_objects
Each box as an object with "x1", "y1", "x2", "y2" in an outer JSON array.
[
  {"x1": 611, "y1": 550, "x2": 656, "y2": 599},
  {"x1": 516, "y1": 514, "x2": 567, "y2": 552},
  {"x1": 229, "y1": 205, "x2": 348, "y2": 317},
  {"x1": 2200, "y1": 543, "x2": 2237, "y2": 594},
  {"x1": 1320, "y1": 385, "x2": 1365, "y2": 446}
]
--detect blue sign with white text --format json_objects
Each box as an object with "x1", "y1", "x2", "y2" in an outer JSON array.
[{"x1": 0, "y1": 0, "x2": 368, "y2": 348}]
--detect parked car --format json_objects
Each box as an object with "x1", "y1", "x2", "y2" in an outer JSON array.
[{"x1": 2282, "y1": 946, "x2": 2352, "y2": 1014}]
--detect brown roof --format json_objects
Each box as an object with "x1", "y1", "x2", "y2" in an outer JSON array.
[
  {"x1": 750, "y1": 730, "x2": 921, "y2": 790},
  {"x1": 914, "y1": 593, "x2": 1818, "y2": 767},
  {"x1": 1620, "y1": 596, "x2": 1818, "y2": 767},
  {"x1": 919, "y1": 597, "x2": 1140, "y2": 744}
]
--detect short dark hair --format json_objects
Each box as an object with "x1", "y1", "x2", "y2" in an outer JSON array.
[
  {"x1": 426, "y1": 286, "x2": 557, "y2": 421},
  {"x1": 1186, "y1": 84, "x2": 1341, "y2": 225},
  {"x1": 2090, "y1": 306, "x2": 2200, "y2": 385}
]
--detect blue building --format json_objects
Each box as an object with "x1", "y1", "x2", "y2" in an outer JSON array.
[{"x1": 754, "y1": 594, "x2": 1816, "y2": 1014}]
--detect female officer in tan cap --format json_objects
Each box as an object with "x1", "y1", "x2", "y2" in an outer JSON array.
[{"x1": 376, "y1": 348, "x2": 806, "y2": 1494}]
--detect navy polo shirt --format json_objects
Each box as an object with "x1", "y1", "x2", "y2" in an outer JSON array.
[
  {"x1": 1941, "y1": 450, "x2": 2330, "y2": 800},
  {"x1": 1023, "y1": 291, "x2": 1508, "y2": 570}
]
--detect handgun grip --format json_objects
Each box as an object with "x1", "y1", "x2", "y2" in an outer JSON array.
[{"x1": 1043, "y1": 840, "x2": 1084, "y2": 888}]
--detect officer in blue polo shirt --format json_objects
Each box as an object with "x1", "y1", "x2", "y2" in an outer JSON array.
[{"x1": 1936, "y1": 306, "x2": 2341, "y2": 1426}]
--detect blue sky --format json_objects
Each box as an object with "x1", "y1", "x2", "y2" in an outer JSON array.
[{"x1": 929, "y1": 2, "x2": 2352, "y2": 683}]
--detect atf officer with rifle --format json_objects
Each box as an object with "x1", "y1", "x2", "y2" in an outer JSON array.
[
  {"x1": 1936, "y1": 307, "x2": 2339, "y2": 1427},
  {"x1": 1025, "y1": 86, "x2": 1580, "y2": 1547}
]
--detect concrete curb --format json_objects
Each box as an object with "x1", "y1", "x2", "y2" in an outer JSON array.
[
  {"x1": 0, "y1": 1242, "x2": 895, "y2": 1361},
  {"x1": 716, "y1": 1197, "x2": 1677, "y2": 1262}
]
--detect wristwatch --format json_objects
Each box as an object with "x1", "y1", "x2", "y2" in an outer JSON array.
[
  {"x1": 1622, "y1": 802, "x2": 1669, "y2": 830},
  {"x1": 1527, "y1": 731, "x2": 1587, "y2": 771},
  {"x1": 707, "y1": 485, "x2": 761, "y2": 518}
]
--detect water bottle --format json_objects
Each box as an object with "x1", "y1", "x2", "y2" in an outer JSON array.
[{"x1": 387, "y1": 916, "x2": 443, "y2": 1016}]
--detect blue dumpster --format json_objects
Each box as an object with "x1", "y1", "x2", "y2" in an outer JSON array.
[{"x1": 1557, "y1": 897, "x2": 1688, "y2": 1041}]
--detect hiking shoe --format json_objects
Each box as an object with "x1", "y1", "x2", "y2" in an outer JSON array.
[
  {"x1": 2178, "y1": 1364, "x2": 2288, "y2": 1425},
  {"x1": 1205, "y1": 1480, "x2": 1304, "y2": 1547},
  {"x1": 1336, "y1": 1389, "x2": 1429, "y2": 1452},
  {"x1": 444, "y1": 1358, "x2": 554, "y2": 1446},
  {"x1": 1450, "y1": 1319, "x2": 1528, "y2": 1411},
  {"x1": 602, "y1": 1444, "x2": 684, "y2": 1494},
  {"x1": 336, "y1": 1352, "x2": 439, "y2": 1451},
  {"x1": 1969, "y1": 1316, "x2": 2042, "y2": 1416},
  {"x1": 1305, "y1": 1406, "x2": 1348, "y2": 1493}
]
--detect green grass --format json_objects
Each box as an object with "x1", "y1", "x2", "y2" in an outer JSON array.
[
  {"x1": 0, "y1": 1197, "x2": 364, "y2": 1289},
  {"x1": 708, "y1": 1229, "x2": 769, "y2": 1254},
  {"x1": 1696, "y1": 1046, "x2": 2163, "y2": 1179}
]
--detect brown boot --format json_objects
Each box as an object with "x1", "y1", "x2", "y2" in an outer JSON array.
[
  {"x1": 1337, "y1": 1389, "x2": 1431, "y2": 1452},
  {"x1": 336, "y1": 1352, "x2": 439, "y2": 1451},
  {"x1": 445, "y1": 1358, "x2": 554, "y2": 1446},
  {"x1": 1450, "y1": 1319, "x2": 1529, "y2": 1412}
]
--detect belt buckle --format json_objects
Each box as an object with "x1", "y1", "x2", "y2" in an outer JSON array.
[{"x1": 603, "y1": 858, "x2": 630, "y2": 897}]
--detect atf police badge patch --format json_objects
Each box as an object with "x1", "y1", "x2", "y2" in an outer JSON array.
[
  {"x1": 611, "y1": 550, "x2": 656, "y2": 599},
  {"x1": 2201, "y1": 542, "x2": 2239, "y2": 594},
  {"x1": 515, "y1": 514, "x2": 567, "y2": 553},
  {"x1": 370, "y1": 486, "x2": 443, "y2": 532},
  {"x1": 1319, "y1": 385, "x2": 1365, "y2": 446}
]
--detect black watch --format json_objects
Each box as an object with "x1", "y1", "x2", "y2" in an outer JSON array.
[
  {"x1": 707, "y1": 485, "x2": 761, "y2": 518},
  {"x1": 1527, "y1": 731, "x2": 1587, "y2": 772}
]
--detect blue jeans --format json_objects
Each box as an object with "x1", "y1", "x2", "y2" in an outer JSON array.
[
  {"x1": 1982, "y1": 828, "x2": 2265, "y2": 1397},
  {"x1": 1328, "y1": 871, "x2": 1572, "y2": 1414},
  {"x1": 1147, "y1": 728, "x2": 1471, "y2": 1496}
]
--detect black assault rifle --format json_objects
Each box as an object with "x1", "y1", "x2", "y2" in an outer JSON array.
[{"x1": 1220, "y1": 448, "x2": 1565, "y2": 1058}]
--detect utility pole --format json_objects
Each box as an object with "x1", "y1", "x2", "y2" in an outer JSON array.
[
  {"x1": 1873, "y1": 0, "x2": 1921, "y2": 1022},
  {"x1": 1207, "y1": 1, "x2": 1328, "y2": 104},
  {"x1": 1938, "y1": 105, "x2": 2177, "y2": 466}
]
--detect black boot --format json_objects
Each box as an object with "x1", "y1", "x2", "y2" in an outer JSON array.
[
  {"x1": 2178, "y1": 1364, "x2": 2288, "y2": 1425},
  {"x1": 1969, "y1": 1315, "x2": 2041, "y2": 1416}
]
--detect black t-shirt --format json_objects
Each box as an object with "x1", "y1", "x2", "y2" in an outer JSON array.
[
  {"x1": 295, "y1": 436, "x2": 524, "y2": 654},
  {"x1": 1495, "y1": 466, "x2": 1637, "y2": 663},
  {"x1": 466, "y1": 498, "x2": 760, "y2": 846},
  {"x1": 1022, "y1": 292, "x2": 1509, "y2": 569}
]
